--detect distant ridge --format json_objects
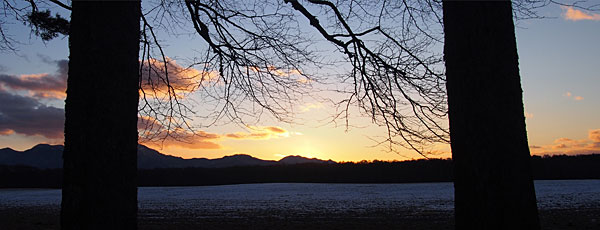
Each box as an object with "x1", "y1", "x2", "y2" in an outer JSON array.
[
  {"x1": 279, "y1": 155, "x2": 336, "y2": 165},
  {"x1": 0, "y1": 144, "x2": 336, "y2": 169},
  {"x1": 1, "y1": 151, "x2": 598, "y2": 188},
  {"x1": 0, "y1": 144, "x2": 63, "y2": 169}
]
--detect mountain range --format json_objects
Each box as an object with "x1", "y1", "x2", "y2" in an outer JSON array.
[{"x1": 0, "y1": 144, "x2": 335, "y2": 169}]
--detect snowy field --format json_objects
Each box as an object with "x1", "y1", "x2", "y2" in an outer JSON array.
[
  {"x1": 1, "y1": 180, "x2": 599, "y2": 229},
  {"x1": 1, "y1": 180, "x2": 599, "y2": 211}
]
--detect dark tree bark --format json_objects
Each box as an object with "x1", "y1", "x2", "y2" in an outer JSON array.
[
  {"x1": 442, "y1": 1, "x2": 540, "y2": 229},
  {"x1": 61, "y1": 1, "x2": 140, "y2": 229}
]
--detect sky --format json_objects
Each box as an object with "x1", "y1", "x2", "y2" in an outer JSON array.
[{"x1": 0, "y1": 3, "x2": 598, "y2": 162}]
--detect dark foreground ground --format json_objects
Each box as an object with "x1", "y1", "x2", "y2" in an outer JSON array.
[{"x1": 1, "y1": 206, "x2": 598, "y2": 230}]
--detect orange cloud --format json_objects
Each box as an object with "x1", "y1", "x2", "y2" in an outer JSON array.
[
  {"x1": 424, "y1": 150, "x2": 449, "y2": 156},
  {"x1": 138, "y1": 114, "x2": 224, "y2": 150},
  {"x1": 562, "y1": 6, "x2": 600, "y2": 21},
  {"x1": 524, "y1": 112, "x2": 534, "y2": 119},
  {"x1": 564, "y1": 91, "x2": 584, "y2": 101},
  {"x1": 0, "y1": 60, "x2": 68, "y2": 99},
  {"x1": 139, "y1": 57, "x2": 219, "y2": 98},
  {"x1": 225, "y1": 133, "x2": 269, "y2": 139},
  {"x1": 265, "y1": 126, "x2": 286, "y2": 133},
  {"x1": 589, "y1": 129, "x2": 600, "y2": 142},
  {"x1": 224, "y1": 126, "x2": 290, "y2": 140},
  {"x1": 142, "y1": 129, "x2": 223, "y2": 150},
  {"x1": 138, "y1": 116, "x2": 293, "y2": 151},
  {"x1": 0, "y1": 129, "x2": 15, "y2": 135},
  {"x1": 0, "y1": 90, "x2": 64, "y2": 139},
  {"x1": 149, "y1": 139, "x2": 222, "y2": 150},
  {"x1": 137, "y1": 116, "x2": 159, "y2": 130},
  {"x1": 552, "y1": 143, "x2": 568, "y2": 149},
  {"x1": 530, "y1": 129, "x2": 600, "y2": 155}
]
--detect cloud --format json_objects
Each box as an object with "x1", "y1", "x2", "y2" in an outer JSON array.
[
  {"x1": 0, "y1": 57, "x2": 221, "y2": 101},
  {"x1": 300, "y1": 102, "x2": 323, "y2": 112},
  {"x1": 0, "y1": 129, "x2": 15, "y2": 135},
  {"x1": 142, "y1": 125, "x2": 293, "y2": 146},
  {"x1": 247, "y1": 65, "x2": 310, "y2": 84},
  {"x1": 589, "y1": 129, "x2": 600, "y2": 143},
  {"x1": 265, "y1": 126, "x2": 286, "y2": 133},
  {"x1": 524, "y1": 112, "x2": 534, "y2": 119},
  {"x1": 0, "y1": 87, "x2": 225, "y2": 148},
  {"x1": 248, "y1": 65, "x2": 303, "y2": 77},
  {"x1": 224, "y1": 126, "x2": 290, "y2": 140},
  {"x1": 138, "y1": 115, "x2": 223, "y2": 150},
  {"x1": 0, "y1": 83, "x2": 224, "y2": 148},
  {"x1": 137, "y1": 115, "x2": 159, "y2": 130},
  {"x1": 563, "y1": 91, "x2": 584, "y2": 101},
  {"x1": 552, "y1": 137, "x2": 587, "y2": 149},
  {"x1": 139, "y1": 57, "x2": 219, "y2": 98},
  {"x1": 150, "y1": 138, "x2": 222, "y2": 150},
  {"x1": 225, "y1": 133, "x2": 269, "y2": 139},
  {"x1": 424, "y1": 150, "x2": 449, "y2": 156},
  {"x1": 530, "y1": 129, "x2": 600, "y2": 155},
  {"x1": 0, "y1": 60, "x2": 68, "y2": 99},
  {"x1": 0, "y1": 88, "x2": 221, "y2": 149},
  {"x1": 0, "y1": 90, "x2": 64, "y2": 139},
  {"x1": 552, "y1": 143, "x2": 568, "y2": 149},
  {"x1": 562, "y1": 6, "x2": 600, "y2": 21},
  {"x1": 274, "y1": 153, "x2": 288, "y2": 158},
  {"x1": 141, "y1": 127, "x2": 223, "y2": 150}
]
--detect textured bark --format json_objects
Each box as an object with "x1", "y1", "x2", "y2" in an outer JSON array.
[
  {"x1": 442, "y1": 1, "x2": 540, "y2": 229},
  {"x1": 62, "y1": 1, "x2": 140, "y2": 229}
]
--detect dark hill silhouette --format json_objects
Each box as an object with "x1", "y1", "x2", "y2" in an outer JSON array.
[
  {"x1": 0, "y1": 144, "x2": 335, "y2": 169},
  {"x1": 1, "y1": 154, "x2": 598, "y2": 188},
  {"x1": 0, "y1": 144, "x2": 63, "y2": 169},
  {"x1": 279, "y1": 155, "x2": 336, "y2": 165}
]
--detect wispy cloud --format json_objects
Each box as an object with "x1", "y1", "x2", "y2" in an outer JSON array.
[
  {"x1": 562, "y1": 6, "x2": 600, "y2": 21},
  {"x1": 564, "y1": 91, "x2": 584, "y2": 101},
  {"x1": 300, "y1": 102, "x2": 323, "y2": 112},
  {"x1": 530, "y1": 129, "x2": 600, "y2": 155},
  {"x1": 140, "y1": 57, "x2": 220, "y2": 98},
  {"x1": 142, "y1": 125, "x2": 295, "y2": 150},
  {"x1": 144, "y1": 132, "x2": 222, "y2": 150},
  {"x1": 247, "y1": 65, "x2": 303, "y2": 77},
  {"x1": 224, "y1": 126, "x2": 290, "y2": 140},
  {"x1": 247, "y1": 65, "x2": 310, "y2": 84},
  {"x1": 138, "y1": 116, "x2": 223, "y2": 150}
]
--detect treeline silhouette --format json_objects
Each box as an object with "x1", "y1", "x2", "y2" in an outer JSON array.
[{"x1": 1, "y1": 154, "x2": 598, "y2": 188}]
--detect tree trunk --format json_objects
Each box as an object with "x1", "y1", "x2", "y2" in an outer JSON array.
[
  {"x1": 442, "y1": 1, "x2": 540, "y2": 229},
  {"x1": 62, "y1": 1, "x2": 140, "y2": 229}
]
